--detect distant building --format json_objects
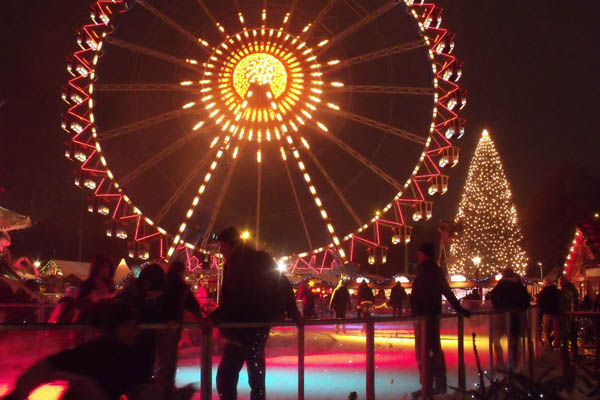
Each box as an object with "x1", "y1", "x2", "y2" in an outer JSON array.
[{"x1": 563, "y1": 220, "x2": 600, "y2": 297}]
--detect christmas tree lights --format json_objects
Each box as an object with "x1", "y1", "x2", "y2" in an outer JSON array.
[{"x1": 449, "y1": 129, "x2": 528, "y2": 277}]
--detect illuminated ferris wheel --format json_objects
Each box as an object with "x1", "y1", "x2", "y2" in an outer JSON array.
[{"x1": 62, "y1": 0, "x2": 465, "y2": 272}]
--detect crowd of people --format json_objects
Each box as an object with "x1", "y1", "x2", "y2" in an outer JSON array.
[{"x1": 2, "y1": 226, "x2": 600, "y2": 400}]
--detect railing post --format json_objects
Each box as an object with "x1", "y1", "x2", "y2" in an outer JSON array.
[
  {"x1": 419, "y1": 319, "x2": 429, "y2": 400},
  {"x1": 525, "y1": 310, "x2": 534, "y2": 380},
  {"x1": 489, "y1": 313, "x2": 494, "y2": 381},
  {"x1": 457, "y1": 314, "x2": 466, "y2": 391},
  {"x1": 506, "y1": 312, "x2": 514, "y2": 373},
  {"x1": 298, "y1": 324, "x2": 305, "y2": 400},
  {"x1": 366, "y1": 319, "x2": 375, "y2": 400},
  {"x1": 200, "y1": 325, "x2": 213, "y2": 400}
]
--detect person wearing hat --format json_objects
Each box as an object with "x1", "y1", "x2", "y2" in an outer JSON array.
[
  {"x1": 410, "y1": 242, "x2": 471, "y2": 400},
  {"x1": 210, "y1": 227, "x2": 301, "y2": 400}
]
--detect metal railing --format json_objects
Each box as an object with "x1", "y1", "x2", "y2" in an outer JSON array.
[{"x1": 0, "y1": 306, "x2": 548, "y2": 400}]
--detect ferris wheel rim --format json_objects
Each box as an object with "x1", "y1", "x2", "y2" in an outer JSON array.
[{"x1": 63, "y1": 0, "x2": 465, "y2": 266}]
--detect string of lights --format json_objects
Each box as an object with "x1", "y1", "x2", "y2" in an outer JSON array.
[{"x1": 449, "y1": 130, "x2": 528, "y2": 277}]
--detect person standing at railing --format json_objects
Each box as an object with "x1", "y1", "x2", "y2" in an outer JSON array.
[
  {"x1": 330, "y1": 278, "x2": 351, "y2": 333},
  {"x1": 536, "y1": 278, "x2": 561, "y2": 350},
  {"x1": 76, "y1": 257, "x2": 116, "y2": 323},
  {"x1": 559, "y1": 276, "x2": 579, "y2": 355},
  {"x1": 489, "y1": 268, "x2": 530, "y2": 371},
  {"x1": 410, "y1": 242, "x2": 471, "y2": 400},
  {"x1": 210, "y1": 227, "x2": 302, "y2": 400}
]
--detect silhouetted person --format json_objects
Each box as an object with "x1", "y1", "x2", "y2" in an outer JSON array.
[
  {"x1": 537, "y1": 279, "x2": 561, "y2": 349},
  {"x1": 357, "y1": 280, "x2": 374, "y2": 318},
  {"x1": 77, "y1": 257, "x2": 115, "y2": 323},
  {"x1": 559, "y1": 276, "x2": 578, "y2": 353},
  {"x1": 489, "y1": 268, "x2": 530, "y2": 370},
  {"x1": 5, "y1": 300, "x2": 148, "y2": 400},
  {"x1": 118, "y1": 263, "x2": 167, "y2": 382},
  {"x1": 297, "y1": 281, "x2": 317, "y2": 318},
  {"x1": 330, "y1": 279, "x2": 351, "y2": 333},
  {"x1": 410, "y1": 242, "x2": 470, "y2": 400},
  {"x1": 210, "y1": 227, "x2": 301, "y2": 400},
  {"x1": 389, "y1": 281, "x2": 407, "y2": 317}
]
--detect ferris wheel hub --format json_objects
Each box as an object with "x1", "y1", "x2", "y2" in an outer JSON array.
[{"x1": 200, "y1": 28, "x2": 323, "y2": 139}]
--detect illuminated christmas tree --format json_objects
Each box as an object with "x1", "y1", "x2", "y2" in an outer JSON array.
[{"x1": 449, "y1": 129, "x2": 528, "y2": 277}]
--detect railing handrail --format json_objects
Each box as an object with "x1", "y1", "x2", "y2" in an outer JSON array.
[{"x1": 0, "y1": 308, "x2": 535, "y2": 331}]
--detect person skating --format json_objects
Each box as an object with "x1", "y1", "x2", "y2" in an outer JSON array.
[
  {"x1": 389, "y1": 281, "x2": 407, "y2": 317},
  {"x1": 356, "y1": 280, "x2": 374, "y2": 318},
  {"x1": 330, "y1": 278, "x2": 351, "y2": 333}
]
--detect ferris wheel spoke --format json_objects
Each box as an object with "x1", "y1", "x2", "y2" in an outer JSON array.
[
  {"x1": 233, "y1": 0, "x2": 246, "y2": 27},
  {"x1": 308, "y1": 123, "x2": 405, "y2": 192},
  {"x1": 280, "y1": 147, "x2": 313, "y2": 250},
  {"x1": 281, "y1": 0, "x2": 299, "y2": 27},
  {"x1": 322, "y1": 107, "x2": 426, "y2": 145},
  {"x1": 256, "y1": 149, "x2": 262, "y2": 249},
  {"x1": 95, "y1": 83, "x2": 201, "y2": 93},
  {"x1": 199, "y1": 143, "x2": 243, "y2": 250},
  {"x1": 300, "y1": 0, "x2": 340, "y2": 38},
  {"x1": 330, "y1": 84, "x2": 435, "y2": 96},
  {"x1": 105, "y1": 37, "x2": 204, "y2": 73},
  {"x1": 166, "y1": 141, "x2": 229, "y2": 259},
  {"x1": 136, "y1": 0, "x2": 212, "y2": 54},
  {"x1": 283, "y1": 136, "x2": 347, "y2": 261},
  {"x1": 323, "y1": 40, "x2": 426, "y2": 73},
  {"x1": 317, "y1": 1, "x2": 399, "y2": 54},
  {"x1": 98, "y1": 108, "x2": 197, "y2": 141},
  {"x1": 194, "y1": 0, "x2": 228, "y2": 39},
  {"x1": 118, "y1": 132, "x2": 201, "y2": 187},
  {"x1": 295, "y1": 136, "x2": 362, "y2": 227},
  {"x1": 154, "y1": 147, "x2": 216, "y2": 225}
]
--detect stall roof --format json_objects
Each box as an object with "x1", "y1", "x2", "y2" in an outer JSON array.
[
  {"x1": 0, "y1": 207, "x2": 32, "y2": 231},
  {"x1": 42, "y1": 259, "x2": 90, "y2": 280}
]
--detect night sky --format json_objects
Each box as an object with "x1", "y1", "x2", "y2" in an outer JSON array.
[{"x1": 1, "y1": 1, "x2": 599, "y2": 266}]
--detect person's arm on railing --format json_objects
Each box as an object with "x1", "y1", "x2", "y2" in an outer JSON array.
[{"x1": 439, "y1": 270, "x2": 471, "y2": 317}]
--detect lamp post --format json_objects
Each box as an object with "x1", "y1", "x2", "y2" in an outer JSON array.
[
  {"x1": 537, "y1": 261, "x2": 543, "y2": 280},
  {"x1": 472, "y1": 256, "x2": 481, "y2": 295}
]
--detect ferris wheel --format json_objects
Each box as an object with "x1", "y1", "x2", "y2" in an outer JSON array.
[{"x1": 62, "y1": 0, "x2": 465, "y2": 272}]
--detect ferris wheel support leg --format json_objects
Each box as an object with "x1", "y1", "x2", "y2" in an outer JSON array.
[
  {"x1": 154, "y1": 147, "x2": 216, "y2": 225},
  {"x1": 199, "y1": 142, "x2": 243, "y2": 250},
  {"x1": 283, "y1": 135, "x2": 347, "y2": 263},
  {"x1": 256, "y1": 155, "x2": 262, "y2": 249},
  {"x1": 295, "y1": 136, "x2": 362, "y2": 227},
  {"x1": 280, "y1": 147, "x2": 313, "y2": 250},
  {"x1": 166, "y1": 142, "x2": 228, "y2": 260}
]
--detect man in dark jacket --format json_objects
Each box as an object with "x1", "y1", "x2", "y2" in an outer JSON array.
[
  {"x1": 410, "y1": 243, "x2": 470, "y2": 400},
  {"x1": 489, "y1": 268, "x2": 530, "y2": 370},
  {"x1": 210, "y1": 227, "x2": 302, "y2": 400},
  {"x1": 537, "y1": 278, "x2": 561, "y2": 349},
  {"x1": 389, "y1": 281, "x2": 407, "y2": 317}
]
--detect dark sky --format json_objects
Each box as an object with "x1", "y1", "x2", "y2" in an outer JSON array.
[{"x1": 1, "y1": 0, "x2": 599, "y2": 262}]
